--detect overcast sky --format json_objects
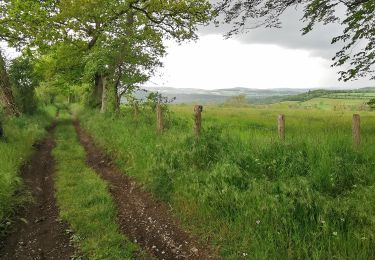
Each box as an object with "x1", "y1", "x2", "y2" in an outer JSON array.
[{"x1": 149, "y1": 4, "x2": 373, "y2": 90}]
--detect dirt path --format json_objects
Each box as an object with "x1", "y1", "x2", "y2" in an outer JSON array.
[
  {"x1": 74, "y1": 120, "x2": 218, "y2": 260},
  {"x1": 0, "y1": 123, "x2": 75, "y2": 260}
]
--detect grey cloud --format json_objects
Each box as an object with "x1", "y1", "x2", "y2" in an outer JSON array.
[{"x1": 200, "y1": 2, "x2": 344, "y2": 60}]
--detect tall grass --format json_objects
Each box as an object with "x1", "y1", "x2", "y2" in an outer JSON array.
[
  {"x1": 0, "y1": 106, "x2": 56, "y2": 234},
  {"x1": 74, "y1": 103, "x2": 375, "y2": 259}
]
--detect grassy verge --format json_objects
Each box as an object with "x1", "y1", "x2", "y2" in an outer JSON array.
[
  {"x1": 0, "y1": 105, "x2": 56, "y2": 234},
  {"x1": 53, "y1": 112, "x2": 141, "y2": 259},
  {"x1": 74, "y1": 103, "x2": 375, "y2": 259}
]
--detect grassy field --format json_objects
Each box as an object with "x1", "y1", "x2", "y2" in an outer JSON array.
[
  {"x1": 0, "y1": 106, "x2": 56, "y2": 235},
  {"x1": 53, "y1": 111, "x2": 141, "y2": 259},
  {"x1": 74, "y1": 99, "x2": 375, "y2": 259}
]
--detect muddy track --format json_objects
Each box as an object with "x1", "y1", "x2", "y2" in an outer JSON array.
[
  {"x1": 0, "y1": 123, "x2": 75, "y2": 260},
  {"x1": 73, "y1": 120, "x2": 218, "y2": 260}
]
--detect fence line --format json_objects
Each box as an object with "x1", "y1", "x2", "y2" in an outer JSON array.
[{"x1": 154, "y1": 105, "x2": 363, "y2": 146}]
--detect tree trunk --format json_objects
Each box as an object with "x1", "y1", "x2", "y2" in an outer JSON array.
[
  {"x1": 100, "y1": 76, "x2": 108, "y2": 113},
  {"x1": 114, "y1": 82, "x2": 120, "y2": 113},
  {"x1": 100, "y1": 77, "x2": 118, "y2": 113},
  {"x1": 0, "y1": 120, "x2": 3, "y2": 139},
  {"x1": 92, "y1": 73, "x2": 104, "y2": 108},
  {"x1": 0, "y1": 51, "x2": 20, "y2": 116}
]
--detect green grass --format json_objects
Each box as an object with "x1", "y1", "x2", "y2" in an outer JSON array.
[
  {"x1": 53, "y1": 111, "x2": 141, "y2": 259},
  {"x1": 0, "y1": 105, "x2": 56, "y2": 234},
  {"x1": 74, "y1": 103, "x2": 375, "y2": 259}
]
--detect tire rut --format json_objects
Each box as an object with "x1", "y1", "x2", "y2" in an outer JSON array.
[
  {"x1": 0, "y1": 123, "x2": 76, "y2": 260},
  {"x1": 73, "y1": 120, "x2": 218, "y2": 260}
]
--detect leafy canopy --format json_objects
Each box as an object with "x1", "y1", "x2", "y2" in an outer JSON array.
[
  {"x1": 0, "y1": 0, "x2": 212, "y2": 50},
  {"x1": 1, "y1": 0, "x2": 212, "y2": 110}
]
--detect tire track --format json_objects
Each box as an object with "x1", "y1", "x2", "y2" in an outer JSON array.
[
  {"x1": 0, "y1": 123, "x2": 75, "y2": 260},
  {"x1": 73, "y1": 120, "x2": 218, "y2": 260}
]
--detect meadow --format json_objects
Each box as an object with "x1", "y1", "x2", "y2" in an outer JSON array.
[
  {"x1": 74, "y1": 98, "x2": 375, "y2": 259},
  {"x1": 0, "y1": 106, "x2": 56, "y2": 235}
]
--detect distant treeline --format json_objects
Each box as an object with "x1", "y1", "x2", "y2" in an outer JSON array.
[{"x1": 281, "y1": 88, "x2": 375, "y2": 103}]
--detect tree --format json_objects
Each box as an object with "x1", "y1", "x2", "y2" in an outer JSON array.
[
  {"x1": 225, "y1": 95, "x2": 248, "y2": 106},
  {"x1": 33, "y1": 42, "x2": 88, "y2": 105},
  {"x1": 9, "y1": 53, "x2": 39, "y2": 114},
  {"x1": 0, "y1": 0, "x2": 213, "y2": 112},
  {"x1": 217, "y1": 0, "x2": 374, "y2": 82},
  {"x1": 0, "y1": 109, "x2": 4, "y2": 138},
  {"x1": 0, "y1": 49, "x2": 19, "y2": 116}
]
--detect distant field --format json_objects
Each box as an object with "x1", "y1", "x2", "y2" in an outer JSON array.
[
  {"x1": 323, "y1": 92, "x2": 375, "y2": 100},
  {"x1": 267, "y1": 97, "x2": 369, "y2": 111},
  {"x1": 298, "y1": 98, "x2": 370, "y2": 111}
]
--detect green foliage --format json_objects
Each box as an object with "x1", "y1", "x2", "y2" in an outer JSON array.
[
  {"x1": 8, "y1": 54, "x2": 38, "y2": 114},
  {"x1": 35, "y1": 83, "x2": 60, "y2": 105},
  {"x1": 368, "y1": 99, "x2": 375, "y2": 110},
  {"x1": 0, "y1": 0, "x2": 212, "y2": 49},
  {"x1": 53, "y1": 112, "x2": 141, "y2": 259},
  {"x1": 1, "y1": 0, "x2": 213, "y2": 111},
  {"x1": 0, "y1": 106, "x2": 56, "y2": 236},
  {"x1": 76, "y1": 103, "x2": 375, "y2": 259}
]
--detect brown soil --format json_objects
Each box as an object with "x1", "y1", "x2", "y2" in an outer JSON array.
[
  {"x1": 0, "y1": 124, "x2": 75, "y2": 260},
  {"x1": 73, "y1": 120, "x2": 218, "y2": 260}
]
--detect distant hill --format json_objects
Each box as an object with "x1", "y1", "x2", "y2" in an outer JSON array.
[
  {"x1": 136, "y1": 87, "x2": 307, "y2": 104},
  {"x1": 131, "y1": 86, "x2": 375, "y2": 104}
]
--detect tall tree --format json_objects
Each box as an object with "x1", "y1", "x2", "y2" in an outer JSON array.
[
  {"x1": 0, "y1": 50, "x2": 19, "y2": 116},
  {"x1": 9, "y1": 53, "x2": 40, "y2": 114},
  {"x1": 217, "y1": 0, "x2": 374, "y2": 82},
  {"x1": 0, "y1": 0, "x2": 212, "y2": 111}
]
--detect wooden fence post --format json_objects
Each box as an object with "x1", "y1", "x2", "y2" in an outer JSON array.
[
  {"x1": 156, "y1": 101, "x2": 163, "y2": 133},
  {"x1": 134, "y1": 103, "x2": 139, "y2": 120},
  {"x1": 194, "y1": 105, "x2": 203, "y2": 137},
  {"x1": 352, "y1": 114, "x2": 361, "y2": 147},
  {"x1": 278, "y1": 114, "x2": 285, "y2": 141}
]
